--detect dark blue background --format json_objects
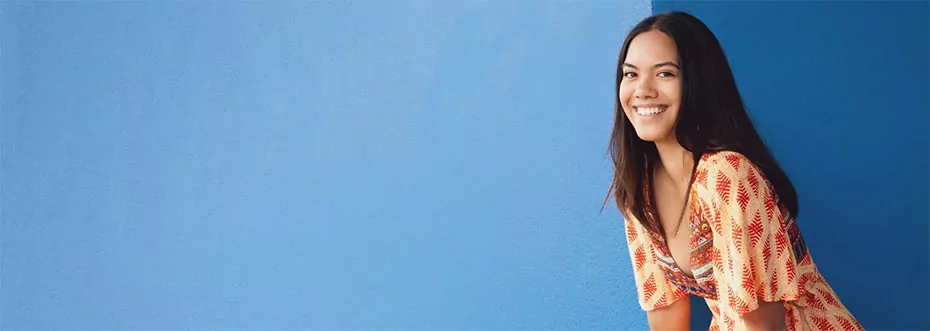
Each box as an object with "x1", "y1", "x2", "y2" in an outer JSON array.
[{"x1": 653, "y1": 1, "x2": 929, "y2": 329}]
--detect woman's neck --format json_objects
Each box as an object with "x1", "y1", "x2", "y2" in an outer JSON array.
[{"x1": 653, "y1": 138, "x2": 695, "y2": 190}]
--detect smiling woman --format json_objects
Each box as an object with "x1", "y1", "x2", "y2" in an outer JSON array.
[
  {"x1": 608, "y1": 11, "x2": 863, "y2": 331},
  {"x1": 618, "y1": 30, "x2": 681, "y2": 143}
]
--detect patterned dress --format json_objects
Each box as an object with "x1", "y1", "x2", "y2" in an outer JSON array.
[{"x1": 624, "y1": 151, "x2": 863, "y2": 330}]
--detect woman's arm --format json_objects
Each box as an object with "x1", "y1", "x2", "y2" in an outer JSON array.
[
  {"x1": 622, "y1": 213, "x2": 690, "y2": 326},
  {"x1": 646, "y1": 297, "x2": 690, "y2": 331},
  {"x1": 742, "y1": 301, "x2": 787, "y2": 331},
  {"x1": 696, "y1": 152, "x2": 800, "y2": 330}
]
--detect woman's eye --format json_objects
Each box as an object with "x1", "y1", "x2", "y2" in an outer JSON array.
[
  {"x1": 623, "y1": 72, "x2": 637, "y2": 79},
  {"x1": 658, "y1": 71, "x2": 676, "y2": 78}
]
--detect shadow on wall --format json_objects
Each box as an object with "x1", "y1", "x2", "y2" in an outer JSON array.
[{"x1": 651, "y1": 1, "x2": 930, "y2": 330}]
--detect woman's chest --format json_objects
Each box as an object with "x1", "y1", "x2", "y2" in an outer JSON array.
[{"x1": 647, "y1": 197, "x2": 718, "y2": 298}]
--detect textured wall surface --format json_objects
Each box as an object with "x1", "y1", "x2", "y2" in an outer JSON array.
[{"x1": 1, "y1": 1, "x2": 656, "y2": 329}]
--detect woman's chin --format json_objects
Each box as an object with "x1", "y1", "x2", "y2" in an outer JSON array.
[
  {"x1": 635, "y1": 131, "x2": 664, "y2": 142},
  {"x1": 635, "y1": 130, "x2": 675, "y2": 143}
]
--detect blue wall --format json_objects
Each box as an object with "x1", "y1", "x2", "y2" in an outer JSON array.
[
  {"x1": 0, "y1": 2, "x2": 654, "y2": 329},
  {"x1": 4, "y1": 2, "x2": 925, "y2": 330},
  {"x1": 652, "y1": 2, "x2": 930, "y2": 329}
]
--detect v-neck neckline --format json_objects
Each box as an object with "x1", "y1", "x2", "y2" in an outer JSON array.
[{"x1": 642, "y1": 154, "x2": 704, "y2": 281}]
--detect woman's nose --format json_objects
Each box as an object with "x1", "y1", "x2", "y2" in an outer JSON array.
[{"x1": 634, "y1": 78, "x2": 657, "y2": 99}]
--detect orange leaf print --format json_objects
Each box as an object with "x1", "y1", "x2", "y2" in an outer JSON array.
[
  {"x1": 769, "y1": 273, "x2": 779, "y2": 299},
  {"x1": 724, "y1": 153, "x2": 743, "y2": 171},
  {"x1": 716, "y1": 171, "x2": 732, "y2": 203},
  {"x1": 737, "y1": 182, "x2": 751, "y2": 211},
  {"x1": 731, "y1": 222, "x2": 744, "y2": 251},
  {"x1": 836, "y1": 315, "x2": 857, "y2": 330},
  {"x1": 725, "y1": 318, "x2": 735, "y2": 330},
  {"x1": 626, "y1": 224, "x2": 638, "y2": 243},
  {"x1": 775, "y1": 231, "x2": 789, "y2": 260},
  {"x1": 634, "y1": 246, "x2": 647, "y2": 270},
  {"x1": 748, "y1": 211, "x2": 765, "y2": 246},
  {"x1": 747, "y1": 167, "x2": 760, "y2": 196},
  {"x1": 713, "y1": 208, "x2": 724, "y2": 233},
  {"x1": 740, "y1": 261, "x2": 756, "y2": 297},
  {"x1": 643, "y1": 274, "x2": 657, "y2": 301},
  {"x1": 713, "y1": 247, "x2": 726, "y2": 271},
  {"x1": 786, "y1": 311, "x2": 798, "y2": 328},
  {"x1": 655, "y1": 293, "x2": 668, "y2": 307},
  {"x1": 808, "y1": 291, "x2": 828, "y2": 310},
  {"x1": 762, "y1": 241, "x2": 776, "y2": 295},
  {"x1": 695, "y1": 167, "x2": 709, "y2": 187},
  {"x1": 819, "y1": 288, "x2": 841, "y2": 308},
  {"x1": 785, "y1": 259, "x2": 796, "y2": 287},
  {"x1": 722, "y1": 310, "x2": 736, "y2": 330},
  {"x1": 812, "y1": 316, "x2": 835, "y2": 331},
  {"x1": 761, "y1": 230, "x2": 773, "y2": 266},
  {"x1": 764, "y1": 192, "x2": 777, "y2": 221}
]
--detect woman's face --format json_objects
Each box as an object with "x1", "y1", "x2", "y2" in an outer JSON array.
[{"x1": 618, "y1": 30, "x2": 682, "y2": 143}]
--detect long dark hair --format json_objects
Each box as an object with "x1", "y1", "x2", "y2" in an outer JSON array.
[{"x1": 606, "y1": 11, "x2": 798, "y2": 234}]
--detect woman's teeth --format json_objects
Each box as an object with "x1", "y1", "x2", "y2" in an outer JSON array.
[{"x1": 636, "y1": 107, "x2": 667, "y2": 116}]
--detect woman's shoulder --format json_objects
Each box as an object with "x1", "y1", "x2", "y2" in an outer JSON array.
[
  {"x1": 692, "y1": 150, "x2": 770, "y2": 203},
  {"x1": 697, "y1": 150, "x2": 756, "y2": 171}
]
